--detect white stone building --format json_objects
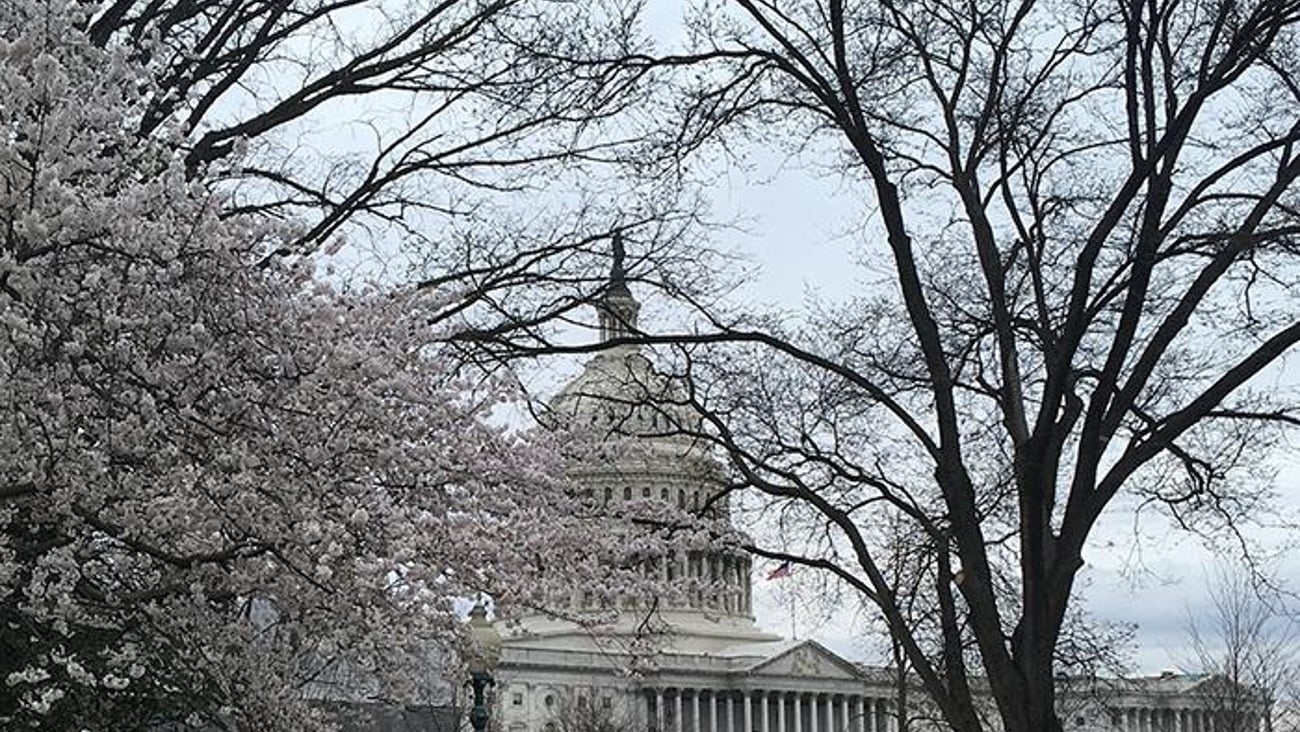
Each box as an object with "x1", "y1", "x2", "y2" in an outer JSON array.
[{"x1": 491, "y1": 257, "x2": 1266, "y2": 732}]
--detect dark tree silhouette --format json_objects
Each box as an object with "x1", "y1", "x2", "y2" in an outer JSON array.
[{"x1": 80, "y1": 0, "x2": 657, "y2": 253}]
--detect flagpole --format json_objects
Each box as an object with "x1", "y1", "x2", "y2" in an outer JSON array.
[
  {"x1": 789, "y1": 585, "x2": 797, "y2": 639},
  {"x1": 766, "y1": 561, "x2": 797, "y2": 639}
]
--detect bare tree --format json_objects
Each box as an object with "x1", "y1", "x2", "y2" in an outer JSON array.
[
  {"x1": 76, "y1": 0, "x2": 659, "y2": 255},
  {"x1": 1185, "y1": 565, "x2": 1299, "y2": 732},
  {"x1": 448, "y1": 0, "x2": 1300, "y2": 731}
]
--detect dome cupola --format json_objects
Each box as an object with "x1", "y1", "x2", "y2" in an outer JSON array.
[{"x1": 597, "y1": 231, "x2": 640, "y2": 343}]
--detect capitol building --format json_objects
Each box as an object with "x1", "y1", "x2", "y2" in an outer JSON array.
[{"x1": 488, "y1": 257, "x2": 1267, "y2": 732}]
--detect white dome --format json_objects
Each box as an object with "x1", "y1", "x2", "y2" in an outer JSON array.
[
  {"x1": 502, "y1": 249, "x2": 765, "y2": 645},
  {"x1": 549, "y1": 346, "x2": 706, "y2": 458}
]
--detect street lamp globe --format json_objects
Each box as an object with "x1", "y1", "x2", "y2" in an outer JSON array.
[
  {"x1": 465, "y1": 601, "x2": 501, "y2": 732},
  {"x1": 466, "y1": 602, "x2": 502, "y2": 672}
]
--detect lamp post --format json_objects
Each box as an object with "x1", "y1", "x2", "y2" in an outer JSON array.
[{"x1": 466, "y1": 602, "x2": 502, "y2": 732}]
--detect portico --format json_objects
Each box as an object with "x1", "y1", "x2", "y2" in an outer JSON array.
[{"x1": 643, "y1": 688, "x2": 898, "y2": 732}]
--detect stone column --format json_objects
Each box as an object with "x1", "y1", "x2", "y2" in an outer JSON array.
[
  {"x1": 745, "y1": 691, "x2": 754, "y2": 732},
  {"x1": 854, "y1": 697, "x2": 866, "y2": 732},
  {"x1": 709, "y1": 556, "x2": 719, "y2": 608},
  {"x1": 693, "y1": 690, "x2": 702, "y2": 732},
  {"x1": 711, "y1": 691, "x2": 719, "y2": 732},
  {"x1": 656, "y1": 689, "x2": 665, "y2": 732},
  {"x1": 761, "y1": 691, "x2": 770, "y2": 732},
  {"x1": 778, "y1": 693, "x2": 787, "y2": 732},
  {"x1": 675, "y1": 689, "x2": 684, "y2": 732},
  {"x1": 794, "y1": 693, "x2": 803, "y2": 732}
]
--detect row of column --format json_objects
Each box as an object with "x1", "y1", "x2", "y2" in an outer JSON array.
[
  {"x1": 645, "y1": 688, "x2": 897, "y2": 732},
  {"x1": 1117, "y1": 706, "x2": 1262, "y2": 732},
  {"x1": 574, "y1": 550, "x2": 753, "y2": 615}
]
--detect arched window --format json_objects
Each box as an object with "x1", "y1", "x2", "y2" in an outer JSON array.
[{"x1": 624, "y1": 486, "x2": 632, "y2": 500}]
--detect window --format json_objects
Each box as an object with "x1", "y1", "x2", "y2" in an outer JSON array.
[
  {"x1": 624, "y1": 486, "x2": 631, "y2": 500},
  {"x1": 601, "y1": 697, "x2": 612, "y2": 709},
  {"x1": 511, "y1": 693, "x2": 523, "y2": 706},
  {"x1": 544, "y1": 694, "x2": 554, "y2": 708}
]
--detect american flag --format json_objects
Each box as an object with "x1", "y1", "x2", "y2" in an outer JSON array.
[{"x1": 766, "y1": 561, "x2": 793, "y2": 580}]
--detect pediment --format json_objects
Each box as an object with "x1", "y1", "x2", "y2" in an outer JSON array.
[
  {"x1": 1188, "y1": 674, "x2": 1264, "y2": 702},
  {"x1": 744, "y1": 641, "x2": 863, "y2": 681}
]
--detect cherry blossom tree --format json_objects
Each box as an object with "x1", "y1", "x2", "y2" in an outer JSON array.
[{"x1": 0, "y1": 3, "x2": 669, "y2": 729}]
